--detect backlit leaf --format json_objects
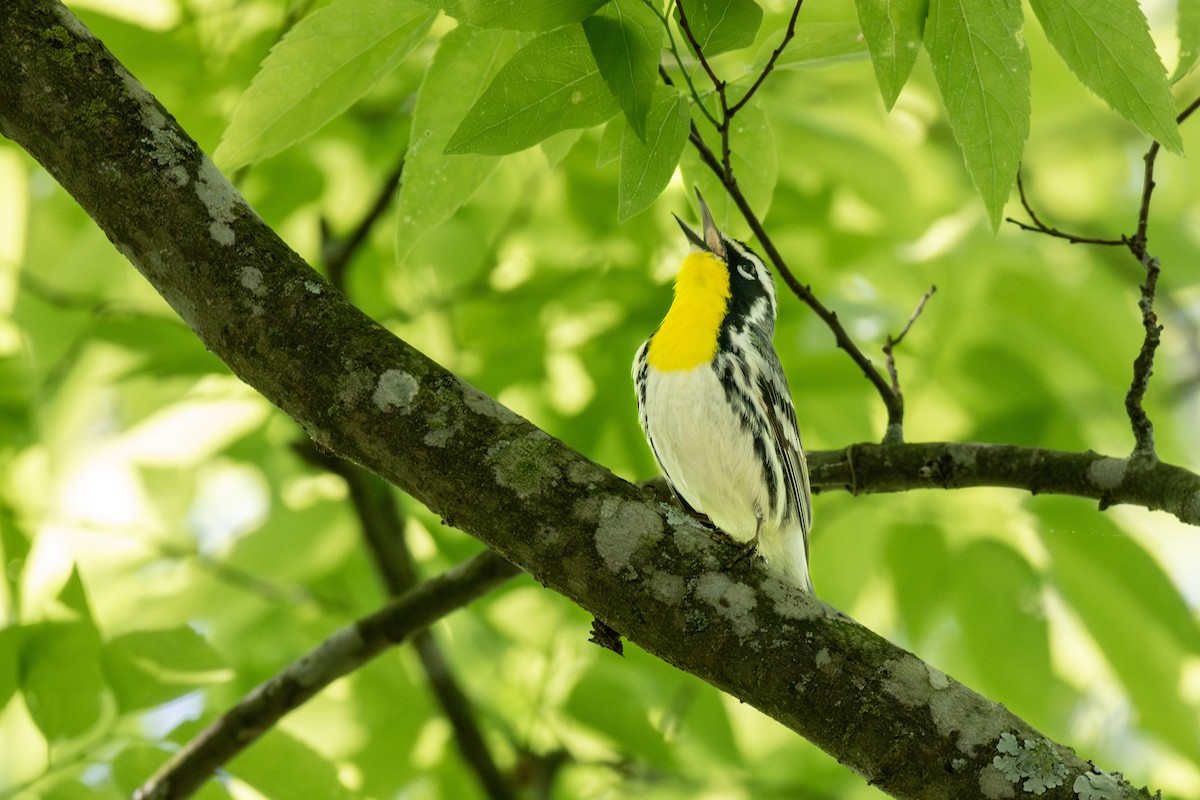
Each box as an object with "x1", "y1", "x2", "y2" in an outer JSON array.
[
  {"x1": 445, "y1": 25, "x2": 619, "y2": 155},
  {"x1": 584, "y1": 0, "x2": 663, "y2": 139},
  {"x1": 675, "y1": 0, "x2": 763, "y2": 57},
  {"x1": 1030, "y1": 0, "x2": 1182, "y2": 152},
  {"x1": 618, "y1": 88, "x2": 689, "y2": 221},
  {"x1": 396, "y1": 26, "x2": 523, "y2": 263},
  {"x1": 215, "y1": 0, "x2": 436, "y2": 171},
  {"x1": 853, "y1": 0, "x2": 928, "y2": 107},
  {"x1": 925, "y1": 0, "x2": 1030, "y2": 229}
]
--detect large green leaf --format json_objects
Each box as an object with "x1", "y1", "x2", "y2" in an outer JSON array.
[
  {"x1": 1177, "y1": 0, "x2": 1200, "y2": 81},
  {"x1": 214, "y1": 0, "x2": 436, "y2": 171},
  {"x1": 675, "y1": 0, "x2": 763, "y2": 56},
  {"x1": 1030, "y1": 0, "x2": 1182, "y2": 153},
  {"x1": 438, "y1": 0, "x2": 611, "y2": 30},
  {"x1": 953, "y1": 539, "x2": 1054, "y2": 717},
  {"x1": 0, "y1": 624, "x2": 23, "y2": 711},
  {"x1": 227, "y1": 729, "x2": 354, "y2": 800},
  {"x1": 1035, "y1": 498, "x2": 1200, "y2": 757},
  {"x1": 853, "y1": 0, "x2": 928, "y2": 108},
  {"x1": 21, "y1": 620, "x2": 108, "y2": 741},
  {"x1": 396, "y1": 27, "x2": 523, "y2": 263},
  {"x1": 925, "y1": 0, "x2": 1030, "y2": 229},
  {"x1": 618, "y1": 88, "x2": 689, "y2": 221},
  {"x1": 104, "y1": 626, "x2": 232, "y2": 712},
  {"x1": 583, "y1": 0, "x2": 663, "y2": 139},
  {"x1": 445, "y1": 25, "x2": 619, "y2": 155},
  {"x1": 564, "y1": 656, "x2": 678, "y2": 768}
]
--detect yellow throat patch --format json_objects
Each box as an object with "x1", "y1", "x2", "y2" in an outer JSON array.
[{"x1": 647, "y1": 251, "x2": 730, "y2": 371}]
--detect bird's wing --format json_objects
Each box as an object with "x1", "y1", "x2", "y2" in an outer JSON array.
[{"x1": 750, "y1": 332, "x2": 812, "y2": 543}]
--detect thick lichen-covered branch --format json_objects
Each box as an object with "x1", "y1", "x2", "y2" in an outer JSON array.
[{"x1": 0, "y1": 3, "x2": 1164, "y2": 799}]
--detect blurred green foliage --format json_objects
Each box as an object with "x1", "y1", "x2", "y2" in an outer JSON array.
[{"x1": 2, "y1": 0, "x2": 1200, "y2": 798}]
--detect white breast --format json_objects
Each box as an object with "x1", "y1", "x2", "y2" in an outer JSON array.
[{"x1": 639, "y1": 363, "x2": 767, "y2": 545}]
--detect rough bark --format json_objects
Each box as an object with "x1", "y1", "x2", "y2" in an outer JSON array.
[{"x1": 0, "y1": 2, "x2": 1164, "y2": 798}]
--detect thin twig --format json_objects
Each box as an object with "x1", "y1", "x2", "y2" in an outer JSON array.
[
  {"x1": 297, "y1": 444, "x2": 516, "y2": 800},
  {"x1": 728, "y1": 0, "x2": 805, "y2": 116},
  {"x1": 1013, "y1": 94, "x2": 1200, "y2": 461},
  {"x1": 681, "y1": 118, "x2": 902, "y2": 427},
  {"x1": 133, "y1": 551, "x2": 520, "y2": 800},
  {"x1": 322, "y1": 156, "x2": 405, "y2": 291},
  {"x1": 882, "y1": 285, "x2": 937, "y2": 432},
  {"x1": 1125, "y1": 256, "x2": 1162, "y2": 458},
  {"x1": 674, "y1": 0, "x2": 733, "y2": 177},
  {"x1": 665, "y1": 1, "x2": 905, "y2": 438},
  {"x1": 1005, "y1": 172, "x2": 1125, "y2": 246}
]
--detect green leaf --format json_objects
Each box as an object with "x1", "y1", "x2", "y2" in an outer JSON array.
[
  {"x1": 214, "y1": 0, "x2": 437, "y2": 171},
  {"x1": 449, "y1": 0, "x2": 611, "y2": 30},
  {"x1": 565, "y1": 659, "x2": 677, "y2": 767},
  {"x1": 104, "y1": 626, "x2": 232, "y2": 712},
  {"x1": 55, "y1": 564, "x2": 94, "y2": 622},
  {"x1": 1030, "y1": 0, "x2": 1182, "y2": 153},
  {"x1": 676, "y1": 0, "x2": 763, "y2": 56},
  {"x1": 762, "y1": 22, "x2": 871, "y2": 72},
  {"x1": 228, "y1": 729, "x2": 354, "y2": 800},
  {"x1": 853, "y1": 0, "x2": 928, "y2": 108},
  {"x1": 1177, "y1": 0, "x2": 1200, "y2": 81},
  {"x1": 541, "y1": 128, "x2": 585, "y2": 168},
  {"x1": 618, "y1": 88, "x2": 689, "y2": 221},
  {"x1": 924, "y1": 0, "x2": 1030, "y2": 229},
  {"x1": 953, "y1": 540, "x2": 1054, "y2": 716},
  {"x1": 396, "y1": 26, "x2": 523, "y2": 263},
  {"x1": 596, "y1": 114, "x2": 626, "y2": 166},
  {"x1": 0, "y1": 624, "x2": 24, "y2": 711},
  {"x1": 583, "y1": 0, "x2": 663, "y2": 139},
  {"x1": 1036, "y1": 498, "x2": 1200, "y2": 754},
  {"x1": 446, "y1": 25, "x2": 619, "y2": 155},
  {"x1": 21, "y1": 621, "x2": 108, "y2": 741},
  {"x1": 884, "y1": 522, "x2": 951, "y2": 641}
]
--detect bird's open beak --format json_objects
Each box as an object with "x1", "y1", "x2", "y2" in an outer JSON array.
[{"x1": 672, "y1": 189, "x2": 726, "y2": 259}]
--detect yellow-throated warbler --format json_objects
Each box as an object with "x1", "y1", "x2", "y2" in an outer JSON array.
[{"x1": 633, "y1": 191, "x2": 813, "y2": 591}]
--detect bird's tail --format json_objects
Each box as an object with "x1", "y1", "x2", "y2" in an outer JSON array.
[{"x1": 760, "y1": 525, "x2": 813, "y2": 593}]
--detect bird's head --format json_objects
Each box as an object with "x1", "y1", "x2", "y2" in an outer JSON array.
[{"x1": 672, "y1": 189, "x2": 778, "y2": 332}]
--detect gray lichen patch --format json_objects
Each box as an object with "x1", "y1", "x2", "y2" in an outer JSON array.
[
  {"x1": 594, "y1": 496, "x2": 664, "y2": 575},
  {"x1": 461, "y1": 380, "x2": 522, "y2": 425},
  {"x1": 1087, "y1": 457, "x2": 1127, "y2": 491},
  {"x1": 646, "y1": 570, "x2": 685, "y2": 604},
  {"x1": 1073, "y1": 769, "x2": 1123, "y2": 800},
  {"x1": 195, "y1": 156, "x2": 239, "y2": 246},
  {"x1": 884, "y1": 654, "x2": 1006, "y2": 755},
  {"x1": 694, "y1": 572, "x2": 758, "y2": 638},
  {"x1": 373, "y1": 370, "x2": 419, "y2": 413},
  {"x1": 240, "y1": 266, "x2": 265, "y2": 296},
  {"x1": 759, "y1": 573, "x2": 821, "y2": 621},
  {"x1": 487, "y1": 431, "x2": 561, "y2": 500},
  {"x1": 992, "y1": 733, "x2": 1068, "y2": 795}
]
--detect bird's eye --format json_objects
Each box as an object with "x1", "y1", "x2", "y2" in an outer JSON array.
[{"x1": 736, "y1": 262, "x2": 756, "y2": 281}]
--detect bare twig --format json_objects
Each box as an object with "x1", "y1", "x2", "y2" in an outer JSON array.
[
  {"x1": 133, "y1": 551, "x2": 520, "y2": 800},
  {"x1": 1005, "y1": 172, "x2": 1125, "y2": 246},
  {"x1": 322, "y1": 156, "x2": 405, "y2": 291},
  {"x1": 297, "y1": 444, "x2": 516, "y2": 800},
  {"x1": 882, "y1": 286, "x2": 937, "y2": 443},
  {"x1": 728, "y1": 0, "x2": 805, "y2": 116},
  {"x1": 1011, "y1": 95, "x2": 1200, "y2": 461}
]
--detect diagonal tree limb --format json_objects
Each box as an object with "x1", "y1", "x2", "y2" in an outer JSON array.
[
  {"x1": 133, "y1": 551, "x2": 521, "y2": 800},
  {"x1": 0, "y1": 3, "x2": 1164, "y2": 799}
]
